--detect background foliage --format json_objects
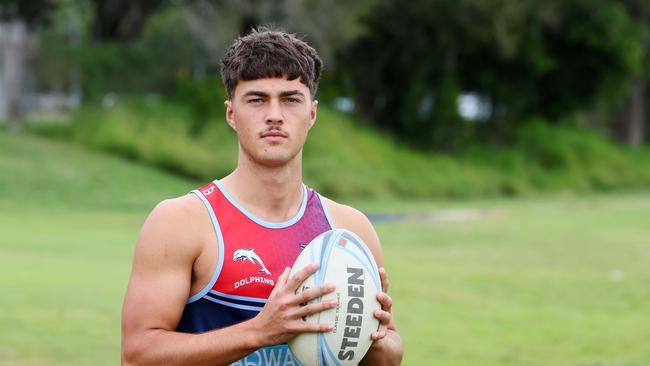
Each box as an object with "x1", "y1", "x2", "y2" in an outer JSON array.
[{"x1": 2, "y1": 0, "x2": 644, "y2": 199}]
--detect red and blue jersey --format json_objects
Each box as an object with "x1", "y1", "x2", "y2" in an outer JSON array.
[{"x1": 176, "y1": 180, "x2": 333, "y2": 365}]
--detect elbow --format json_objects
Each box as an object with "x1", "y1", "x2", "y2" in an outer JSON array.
[{"x1": 121, "y1": 340, "x2": 147, "y2": 366}]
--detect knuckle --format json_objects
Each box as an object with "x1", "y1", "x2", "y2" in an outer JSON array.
[
  {"x1": 287, "y1": 275, "x2": 298, "y2": 285},
  {"x1": 301, "y1": 304, "x2": 314, "y2": 315},
  {"x1": 278, "y1": 301, "x2": 291, "y2": 312},
  {"x1": 320, "y1": 323, "x2": 331, "y2": 332},
  {"x1": 299, "y1": 292, "x2": 312, "y2": 303},
  {"x1": 285, "y1": 324, "x2": 297, "y2": 334},
  {"x1": 319, "y1": 286, "x2": 334, "y2": 295}
]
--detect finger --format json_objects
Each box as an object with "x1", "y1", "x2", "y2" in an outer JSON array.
[
  {"x1": 270, "y1": 267, "x2": 290, "y2": 297},
  {"x1": 287, "y1": 263, "x2": 319, "y2": 290},
  {"x1": 293, "y1": 282, "x2": 336, "y2": 305},
  {"x1": 379, "y1": 267, "x2": 389, "y2": 293},
  {"x1": 293, "y1": 299, "x2": 338, "y2": 319},
  {"x1": 376, "y1": 292, "x2": 393, "y2": 311},
  {"x1": 370, "y1": 330, "x2": 387, "y2": 341},
  {"x1": 373, "y1": 309, "x2": 392, "y2": 325},
  {"x1": 290, "y1": 321, "x2": 334, "y2": 334}
]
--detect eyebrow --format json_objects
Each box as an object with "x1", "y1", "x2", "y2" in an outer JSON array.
[
  {"x1": 242, "y1": 91, "x2": 269, "y2": 98},
  {"x1": 279, "y1": 90, "x2": 305, "y2": 98},
  {"x1": 242, "y1": 90, "x2": 306, "y2": 98}
]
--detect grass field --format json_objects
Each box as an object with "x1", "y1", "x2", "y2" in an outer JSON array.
[{"x1": 1, "y1": 131, "x2": 650, "y2": 365}]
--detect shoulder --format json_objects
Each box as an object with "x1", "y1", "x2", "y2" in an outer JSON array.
[
  {"x1": 321, "y1": 196, "x2": 372, "y2": 232},
  {"x1": 135, "y1": 193, "x2": 208, "y2": 265},
  {"x1": 143, "y1": 193, "x2": 206, "y2": 237},
  {"x1": 320, "y1": 196, "x2": 383, "y2": 266}
]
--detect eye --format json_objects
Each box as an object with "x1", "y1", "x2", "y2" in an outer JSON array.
[
  {"x1": 284, "y1": 97, "x2": 301, "y2": 104},
  {"x1": 248, "y1": 98, "x2": 265, "y2": 104}
]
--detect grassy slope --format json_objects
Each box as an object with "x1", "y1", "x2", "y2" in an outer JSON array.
[
  {"x1": 38, "y1": 98, "x2": 650, "y2": 199},
  {"x1": 1, "y1": 131, "x2": 649, "y2": 365},
  {"x1": 0, "y1": 129, "x2": 195, "y2": 211},
  {"x1": 41, "y1": 100, "x2": 650, "y2": 200},
  {"x1": 59, "y1": 101, "x2": 506, "y2": 199}
]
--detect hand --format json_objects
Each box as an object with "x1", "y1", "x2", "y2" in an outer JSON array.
[
  {"x1": 252, "y1": 263, "x2": 338, "y2": 347},
  {"x1": 370, "y1": 267, "x2": 395, "y2": 342}
]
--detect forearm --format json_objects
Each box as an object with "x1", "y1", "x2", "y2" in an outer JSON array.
[
  {"x1": 360, "y1": 330, "x2": 403, "y2": 366},
  {"x1": 122, "y1": 318, "x2": 263, "y2": 366}
]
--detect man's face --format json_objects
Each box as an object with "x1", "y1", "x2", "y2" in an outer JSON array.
[{"x1": 225, "y1": 77, "x2": 317, "y2": 168}]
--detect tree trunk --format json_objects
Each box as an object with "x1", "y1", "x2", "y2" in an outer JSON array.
[
  {"x1": 612, "y1": 78, "x2": 646, "y2": 147},
  {"x1": 0, "y1": 19, "x2": 28, "y2": 123},
  {"x1": 92, "y1": 0, "x2": 164, "y2": 42},
  {"x1": 235, "y1": 0, "x2": 262, "y2": 35}
]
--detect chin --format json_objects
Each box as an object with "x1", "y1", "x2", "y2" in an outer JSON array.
[
  {"x1": 252, "y1": 151, "x2": 296, "y2": 167},
  {"x1": 241, "y1": 143, "x2": 301, "y2": 168}
]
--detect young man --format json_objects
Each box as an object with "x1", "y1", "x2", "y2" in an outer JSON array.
[{"x1": 121, "y1": 29, "x2": 403, "y2": 366}]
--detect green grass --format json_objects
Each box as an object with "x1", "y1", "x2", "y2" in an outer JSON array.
[
  {"x1": 376, "y1": 194, "x2": 650, "y2": 365},
  {"x1": 0, "y1": 128, "x2": 195, "y2": 211},
  {"x1": 1, "y1": 130, "x2": 649, "y2": 365}
]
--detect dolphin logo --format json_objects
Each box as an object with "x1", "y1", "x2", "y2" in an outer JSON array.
[{"x1": 233, "y1": 248, "x2": 272, "y2": 275}]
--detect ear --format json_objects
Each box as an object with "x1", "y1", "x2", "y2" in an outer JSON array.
[
  {"x1": 225, "y1": 100, "x2": 236, "y2": 131},
  {"x1": 308, "y1": 99, "x2": 318, "y2": 129}
]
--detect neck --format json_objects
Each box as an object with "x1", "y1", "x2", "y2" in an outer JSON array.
[{"x1": 220, "y1": 150, "x2": 304, "y2": 223}]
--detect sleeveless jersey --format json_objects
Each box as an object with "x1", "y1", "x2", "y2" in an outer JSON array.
[{"x1": 176, "y1": 180, "x2": 334, "y2": 366}]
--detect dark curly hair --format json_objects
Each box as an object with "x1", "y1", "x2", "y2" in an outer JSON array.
[{"x1": 220, "y1": 28, "x2": 323, "y2": 100}]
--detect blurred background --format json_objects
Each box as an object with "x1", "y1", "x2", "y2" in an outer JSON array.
[{"x1": 1, "y1": 0, "x2": 649, "y2": 365}]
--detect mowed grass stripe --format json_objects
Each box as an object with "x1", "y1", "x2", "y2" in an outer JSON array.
[
  {"x1": 378, "y1": 195, "x2": 650, "y2": 365},
  {"x1": 0, "y1": 211, "x2": 140, "y2": 366}
]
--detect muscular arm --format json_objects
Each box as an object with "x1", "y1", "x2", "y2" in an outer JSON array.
[
  {"x1": 121, "y1": 197, "x2": 261, "y2": 366},
  {"x1": 121, "y1": 196, "x2": 337, "y2": 366},
  {"x1": 324, "y1": 198, "x2": 404, "y2": 366}
]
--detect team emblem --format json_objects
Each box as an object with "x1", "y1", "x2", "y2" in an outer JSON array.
[{"x1": 233, "y1": 248, "x2": 272, "y2": 275}]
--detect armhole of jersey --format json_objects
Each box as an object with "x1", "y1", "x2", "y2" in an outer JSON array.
[
  {"x1": 187, "y1": 189, "x2": 225, "y2": 304},
  {"x1": 317, "y1": 193, "x2": 335, "y2": 229}
]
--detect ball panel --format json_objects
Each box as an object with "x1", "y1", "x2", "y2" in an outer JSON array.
[{"x1": 288, "y1": 229, "x2": 381, "y2": 366}]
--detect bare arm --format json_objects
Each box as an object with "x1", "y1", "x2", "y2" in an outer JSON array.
[
  {"x1": 121, "y1": 197, "x2": 337, "y2": 366},
  {"x1": 325, "y1": 199, "x2": 404, "y2": 366}
]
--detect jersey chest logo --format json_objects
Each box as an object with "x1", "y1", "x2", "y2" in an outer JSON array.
[{"x1": 233, "y1": 248, "x2": 272, "y2": 275}]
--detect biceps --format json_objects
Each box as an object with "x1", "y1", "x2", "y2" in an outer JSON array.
[{"x1": 122, "y1": 257, "x2": 193, "y2": 334}]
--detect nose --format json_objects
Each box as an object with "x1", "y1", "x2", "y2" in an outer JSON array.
[{"x1": 266, "y1": 99, "x2": 283, "y2": 125}]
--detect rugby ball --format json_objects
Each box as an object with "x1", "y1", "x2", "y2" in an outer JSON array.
[{"x1": 288, "y1": 229, "x2": 381, "y2": 365}]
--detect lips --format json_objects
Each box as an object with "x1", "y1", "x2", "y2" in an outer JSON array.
[{"x1": 260, "y1": 131, "x2": 288, "y2": 139}]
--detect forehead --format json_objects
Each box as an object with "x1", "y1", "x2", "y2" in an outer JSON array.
[{"x1": 233, "y1": 77, "x2": 311, "y2": 98}]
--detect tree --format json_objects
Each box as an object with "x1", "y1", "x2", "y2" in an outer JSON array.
[
  {"x1": 0, "y1": 0, "x2": 55, "y2": 122},
  {"x1": 91, "y1": 0, "x2": 165, "y2": 42},
  {"x1": 612, "y1": 0, "x2": 650, "y2": 147},
  {"x1": 343, "y1": 0, "x2": 645, "y2": 150}
]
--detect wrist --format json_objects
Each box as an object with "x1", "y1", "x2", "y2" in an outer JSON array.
[{"x1": 238, "y1": 317, "x2": 267, "y2": 350}]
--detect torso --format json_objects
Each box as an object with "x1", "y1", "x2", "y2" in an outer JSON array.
[{"x1": 175, "y1": 180, "x2": 334, "y2": 363}]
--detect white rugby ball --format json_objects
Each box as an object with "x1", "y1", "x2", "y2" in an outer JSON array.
[{"x1": 288, "y1": 228, "x2": 381, "y2": 366}]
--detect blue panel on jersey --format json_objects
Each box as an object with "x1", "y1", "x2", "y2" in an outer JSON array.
[{"x1": 176, "y1": 297, "x2": 258, "y2": 333}]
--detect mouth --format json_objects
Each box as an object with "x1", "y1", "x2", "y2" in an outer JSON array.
[{"x1": 260, "y1": 131, "x2": 288, "y2": 140}]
